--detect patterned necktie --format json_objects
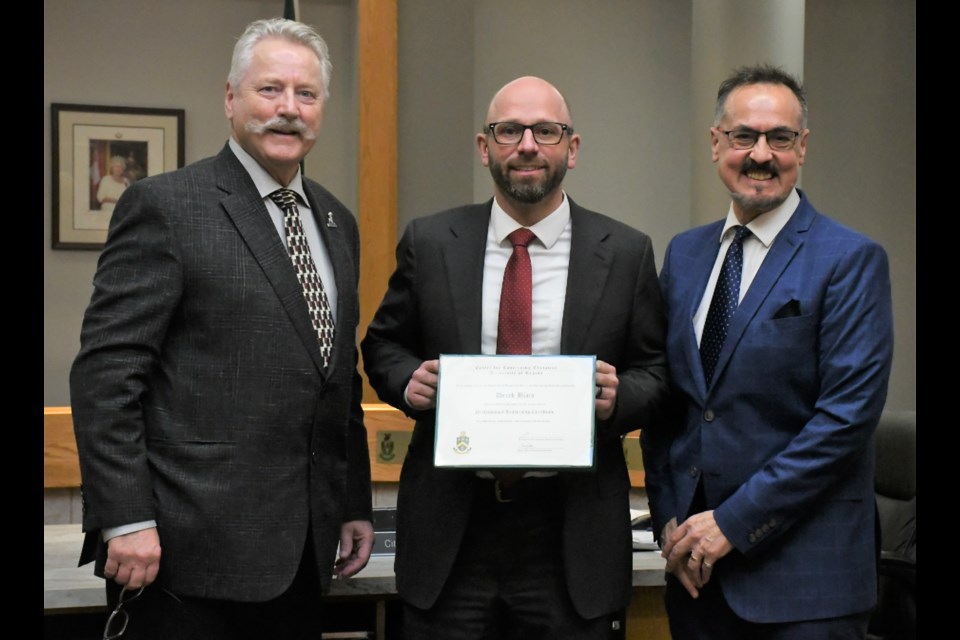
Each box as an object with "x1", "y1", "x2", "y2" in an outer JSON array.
[
  {"x1": 700, "y1": 225, "x2": 751, "y2": 384},
  {"x1": 269, "y1": 189, "x2": 335, "y2": 368},
  {"x1": 497, "y1": 228, "x2": 537, "y2": 355},
  {"x1": 493, "y1": 227, "x2": 537, "y2": 491}
]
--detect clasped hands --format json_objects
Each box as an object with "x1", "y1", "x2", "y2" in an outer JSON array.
[
  {"x1": 661, "y1": 511, "x2": 734, "y2": 598},
  {"x1": 406, "y1": 358, "x2": 619, "y2": 420}
]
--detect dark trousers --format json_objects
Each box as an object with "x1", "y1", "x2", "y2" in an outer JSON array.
[
  {"x1": 103, "y1": 537, "x2": 322, "y2": 640},
  {"x1": 403, "y1": 476, "x2": 615, "y2": 640},
  {"x1": 666, "y1": 482, "x2": 870, "y2": 640},
  {"x1": 665, "y1": 575, "x2": 870, "y2": 640}
]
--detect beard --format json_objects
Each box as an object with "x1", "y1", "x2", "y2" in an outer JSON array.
[
  {"x1": 729, "y1": 191, "x2": 789, "y2": 217},
  {"x1": 488, "y1": 156, "x2": 567, "y2": 204}
]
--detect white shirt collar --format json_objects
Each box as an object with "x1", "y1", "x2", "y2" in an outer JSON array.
[
  {"x1": 720, "y1": 188, "x2": 800, "y2": 247},
  {"x1": 228, "y1": 138, "x2": 308, "y2": 205},
  {"x1": 490, "y1": 193, "x2": 571, "y2": 249}
]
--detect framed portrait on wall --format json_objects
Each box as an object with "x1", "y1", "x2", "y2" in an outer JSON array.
[{"x1": 51, "y1": 103, "x2": 184, "y2": 250}]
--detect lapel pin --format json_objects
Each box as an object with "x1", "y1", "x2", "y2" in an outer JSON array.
[{"x1": 326, "y1": 212, "x2": 337, "y2": 228}]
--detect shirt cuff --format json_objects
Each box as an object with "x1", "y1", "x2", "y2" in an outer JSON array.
[{"x1": 102, "y1": 521, "x2": 157, "y2": 542}]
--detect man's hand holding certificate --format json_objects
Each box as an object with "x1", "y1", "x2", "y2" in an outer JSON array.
[{"x1": 434, "y1": 354, "x2": 597, "y2": 469}]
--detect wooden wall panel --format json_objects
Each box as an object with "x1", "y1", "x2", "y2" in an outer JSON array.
[
  {"x1": 357, "y1": 0, "x2": 398, "y2": 404},
  {"x1": 44, "y1": 407, "x2": 80, "y2": 489}
]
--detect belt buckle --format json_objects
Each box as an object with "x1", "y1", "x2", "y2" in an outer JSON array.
[{"x1": 494, "y1": 480, "x2": 514, "y2": 503}]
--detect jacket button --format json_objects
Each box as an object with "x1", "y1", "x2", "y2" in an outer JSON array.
[
  {"x1": 311, "y1": 450, "x2": 318, "y2": 464},
  {"x1": 689, "y1": 466, "x2": 699, "y2": 477},
  {"x1": 703, "y1": 409, "x2": 715, "y2": 422}
]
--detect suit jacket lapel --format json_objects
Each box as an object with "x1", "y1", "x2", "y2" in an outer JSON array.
[
  {"x1": 442, "y1": 204, "x2": 490, "y2": 354},
  {"x1": 561, "y1": 200, "x2": 613, "y2": 353},
  {"x1": 215, "y1": 146, "x2": 327, "y2": 375},
  {"x1": 685, "y1": 222, "x2": 725, "y2": 399},
  {"x1": 709, "y1": 201, "x2": 814, "y2": 387}
]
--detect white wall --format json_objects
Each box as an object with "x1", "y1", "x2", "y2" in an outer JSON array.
[
  {"x1": 470, "y1": 0, "x2": 693, "y2": 259},
  {"x1": 398, "y1": 0, "x2": 476, "y2": 225},
  {"x1": 803, "y1": 0, "x2": 916, "y2": 411}
]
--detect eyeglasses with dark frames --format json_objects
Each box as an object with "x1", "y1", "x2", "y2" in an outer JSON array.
[
  {"x1": 485, "y1": 122, "x2": 572, "y2": 145},
  {"x1": 721, "y1": 127, "x2": 802, "y2": 151},
  {"x1": 102, "y1": 585, "x2": 145, "y2": 640}
]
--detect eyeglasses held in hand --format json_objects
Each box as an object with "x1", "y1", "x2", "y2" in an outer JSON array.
[
  {"x1": 102, "y1": 585, "x2": 145, "y2": 640},
  {"x1": 485, "y1": 122, "x2": 572, "y2": 145},
  {"x1": 721, "y1": 127, "x2": 802, "y2": 151}
]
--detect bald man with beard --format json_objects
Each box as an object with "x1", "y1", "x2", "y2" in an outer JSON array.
[{"x1": 362, "y1": 76, "x2": 670, "y2": 639}]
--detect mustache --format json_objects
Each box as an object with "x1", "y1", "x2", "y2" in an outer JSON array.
[
  {"x1": 245, "y1": 116, "x2": 317, "y2": 140},
  {"x1": 740, "y1": 158, "x2": 778, "y2": 176}
]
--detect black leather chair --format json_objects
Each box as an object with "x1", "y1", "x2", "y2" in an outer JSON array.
[{"x1": 868, "y1": 410, "x2": 916, "y2": 640}]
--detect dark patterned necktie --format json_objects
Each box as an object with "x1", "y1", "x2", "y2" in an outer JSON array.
[
  {"x1": 497, "y1": 228, "x2": 537, "y2": 355},
  {"x1": 269, "y1": 189, "x2": 335, "y2": 368},
  {"x1": 700, "y1": 225, "x2": 751, "y2": 384}
]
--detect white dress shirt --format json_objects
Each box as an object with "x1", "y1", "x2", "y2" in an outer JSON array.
[{"x1": 480, "y1": 195, "x2": 572, "y2": 355}]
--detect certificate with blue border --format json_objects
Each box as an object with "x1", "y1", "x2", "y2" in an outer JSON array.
[{"x1": 434, "y1": 354, "x2": 596, "y2": 469}]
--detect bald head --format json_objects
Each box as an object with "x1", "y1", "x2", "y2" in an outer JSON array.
[
  {"x1": 484, "y1": 76, "x2": 573, "y2": 128},
  {"x1": 477, "y1": 76, "x2": 580, "y2": 225}
]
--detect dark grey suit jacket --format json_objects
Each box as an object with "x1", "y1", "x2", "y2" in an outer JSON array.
[
  {"x1": 70, "y1": 144, "x2": 372, "y2": 602},
  {"x1": 361, "y1": 198, "x2": 669, "y2": 618}
]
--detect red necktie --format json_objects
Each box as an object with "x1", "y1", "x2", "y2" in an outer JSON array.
[
  {"x1": 493, "y1": 228, "x2": 535, "y2": 491},
  {"x1": 497, "y1": 228, "x2": 536, "y2": 354}
]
